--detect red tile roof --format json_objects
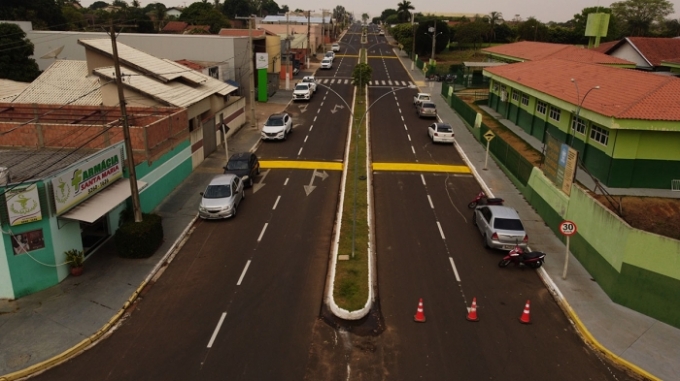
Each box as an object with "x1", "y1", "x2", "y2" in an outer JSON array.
[
  {"x1": 482, "y1": 41, "x2": 634, "y2": 65},
  {"x1": 218, "y1": 28, "x2": 266, "y2": 38},
  {"x1": 184, "y1": 25, "x2": 211, "y2": 34},
  {"x1": 162, "y1": 21, "x2": 188, "y2": 33},
  {"x1": 591, "y1": 40, "x2": 619, "y2": 53},
  {"x1": 175, "y1": 59, "x2": 205, "y2": 71},
  {"x1": 484, "y1": 58, "x2": 680, "y2": 121},
  {"x1": 626, "y1": 37, "x2": 680, "y2": 66}
]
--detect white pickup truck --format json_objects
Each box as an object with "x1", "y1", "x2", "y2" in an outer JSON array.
[
  {"x1": 301, "y1": 76, "x2": 318, "y2": 93},
  {"x1": 293, "y1": 82, "x2": 314, "y2": 101}
]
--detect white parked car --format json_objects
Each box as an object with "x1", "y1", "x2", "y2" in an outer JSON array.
[
  {"x1": 325, "y1": 51, "x2": 335, "y2": 61},
  {"x1": 331, "y1": 43, "x2": 340, "y2": 52},
  {"x1": 301, "y1": 76, "x2": 317, "y2": 93},
  {"x1": 320, "y1": 57, "x2": 333, "y2": 69},
  {"x1": 293, "y1": 83, "x2": 313, "y2": 101},
  {"x1": 413, "y1": 93, "x2": 432, "y2": 106},
  {"x1": 261, "y1": 113, "x2": 292, "y2": 140},
  {"x1": 428, "y1": 122, "x2": 455, "y2": 144},
  {"x1": 198, "y1": 174, "x2": 245, "y2": 219}
]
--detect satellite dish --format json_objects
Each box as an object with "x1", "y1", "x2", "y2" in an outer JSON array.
[{"x1": 40, "y1": 45, "x2": 65, "y2": 59}]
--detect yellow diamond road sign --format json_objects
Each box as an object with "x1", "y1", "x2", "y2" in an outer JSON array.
[{"x1": 484, "y1": 131, "x2": 495, "y2": 142}]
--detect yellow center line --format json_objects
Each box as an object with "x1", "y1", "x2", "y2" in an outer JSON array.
[
  {"x1": 260, "y1": 161, "x2": 343, "y2": 170},
  {"x1": 372, "y1": 163, "x2": 471, "y2": 174}
]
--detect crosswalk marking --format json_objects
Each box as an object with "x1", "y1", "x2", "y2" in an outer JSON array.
[{"x1": 316, "y1": 79, "x2": 415, "y2": 87}]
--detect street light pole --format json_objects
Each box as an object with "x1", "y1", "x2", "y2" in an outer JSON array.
[
  {"x1": 569, "y1": 78, "x2": 600, "y2": 147},
  {"x1": 430, "y1": 21, "x2": 436, "y2": 62},
  {"x1": 410, "y1": 12, "x2": 416, "y2": 70}
]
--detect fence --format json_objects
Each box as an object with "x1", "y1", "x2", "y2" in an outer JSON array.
[{"x1": 442, "y1": 87, "x2": 534, "y2": 186}]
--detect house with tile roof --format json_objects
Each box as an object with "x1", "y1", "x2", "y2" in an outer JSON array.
[
  {"x1": 662, "y1": 58, "x2": 680, "y2": 73},
  {"x1": 161, "y1": 21, "x2": 188, "y2": 34},
  {"x1": 483, "y1": 58, "x2": 680, "y2": 189},
  {"x1": 592, "y1": 37, "x2": 680, "y2": 73},
  {"x1": 482, "y1": 41, "x2": 636, "y2": 68}
]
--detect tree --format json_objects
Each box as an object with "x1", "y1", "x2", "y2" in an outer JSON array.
[
  {"x1": 361, "y1": 13, "x2": 369, "y2": 23},
  {"x1": 0, "y1": 23, "x2": 41, "y2": 82},
  {"x1": 659, "y1": 18, "x2": 680, "y2": 36},
  {"x1": 223, "y1": 0, "x2": 254, "y2": 19},
  {"x1": 570, "y1": 7, "x2": 624, "y2": 43},
  {"x1": 396, "y1": 1, "x2": 414, "y2": 23},
  {"x1": 611, "y1": 0, "x2": 674, "y2": 36},
  {"x1": 454, "y1": 20, "x2": 488, "y2": 50},
  {"x1": 259, "y1": 0, "x2": 280, "y2": 16},
  {"x1": 280, "y1": 5, "x2": 289, "y2": 13},
  {"x1": 488, "y1": 11, "x2": 503, "y2": 41},
  {"x1": 90, "y1": 1, "x2": 109, "y2": 10},
  {"x1": 352, "y1": 63, "x2": 372, "y2": 94},
  {"x1": 516, "y1": 17, "x2": 547, "y2": 41},
  {"x1": 0, "y1": 0, "x2": 68, "y2": 30},
  {"x1": 380, "y1": 8, "x2": 398, "y2": 22},
  {"x1": 415, "y1": 19, "x2": 450, "y2": 57},
  {"x1": 181, "y1": 2, "x2": 231, "y2": 33},
  {"x1": 62, "y1": 5, "x2": 87, "y2": 30}
]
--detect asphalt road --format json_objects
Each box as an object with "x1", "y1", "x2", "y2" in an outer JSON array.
[{"x1": 32, "y1": 22, "x2": 635, "y2": 381}]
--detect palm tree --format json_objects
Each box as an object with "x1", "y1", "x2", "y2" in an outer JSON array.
[
  {"x1": 396, "y1": 1, "x2": 414, "y2": 23},
  {"x1": 488, "y1": 11, "x2": 503, "y2": 42},
  {"x1": 362, "y1": 13, "x2": 369, "y2": 24}
]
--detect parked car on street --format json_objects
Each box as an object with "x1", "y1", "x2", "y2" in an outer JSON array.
[
  {"x1": 321, "y1": 57, "x2": 333, "y2": 69},
  {"x1": 293, "y1": 83, "x2": 313, "y2": 101},
  {"x1": 301, "y1": 76, "x2": 317, "y2": 92},
  {"x1": 413, "y1": 92, "x2": 431, "y2": 106},
  {"x1": 472, "y1": 205, "x2": 529, "y2": 250},
  {"x1": 261, "y1": 113, "x2": 292, "y2": 140},
  {"x1": 198, "y1": 174, "x2": 245, "y2": 219},
  {"x1": 427, "y1": 122, "x2": 454, "y2": 144},
  {"x1": 325, "y1": 51, "x2": 335, "y2": 61},
  {"x1": 223, "y1": 152, "x2": 260, "y2": 187},
  {"x1": 331, "y1": 43, "x2": 340, "y2": 52},
  {"x1": 417, "y1": 101, "x2": 437, "y2": 118},
  {"x1": 378, "y1": 30, "x2": 385, "y2": 36}
]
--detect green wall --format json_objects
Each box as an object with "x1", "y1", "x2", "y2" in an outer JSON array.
[{"x1": 137, "y1": 141, "x2": 192, "y2": 213}]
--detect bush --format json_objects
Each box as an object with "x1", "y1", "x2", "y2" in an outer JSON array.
[{"x1": 114, "y1": 211, "x2": 163, "y2": 258}]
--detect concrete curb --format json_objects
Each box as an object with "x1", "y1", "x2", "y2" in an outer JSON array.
[
  {"x1": 537, "y1": 268, "x2": 660, "y2": 381},
  {"x1": 0, "y1": 215, "x2": 199, "y2": 381}
]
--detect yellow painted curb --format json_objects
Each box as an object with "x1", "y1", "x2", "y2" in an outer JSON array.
[
  {"x1": 372, "y1": 163, "x2": 471, "y2": 174},
  {"x1": 560, "y1": 301, "x2": 661, "y2": 381},
  {"x1": 259, "y1": 161, "x2": 343, "y2": 170},
  {"x1": 367, "y1": 56, "x2": 398, "y2": 59}
]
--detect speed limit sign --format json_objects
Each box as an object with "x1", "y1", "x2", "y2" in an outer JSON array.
[{"x1": 559, "y1": 220, "x2": 577, "y2": 236}]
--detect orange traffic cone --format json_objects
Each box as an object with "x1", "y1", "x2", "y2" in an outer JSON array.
[
  {"x1": 466, "y1": 297, "x2": 480, "y2": 322},
  {"x1": 519, "y1": 300, "x2": 531, "y2": 324},
  {"x1": 414, "y1": 298, "x2": 426, "y2": 322}
]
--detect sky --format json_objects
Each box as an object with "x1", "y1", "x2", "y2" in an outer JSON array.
[{"x1": 79, "y1": 0, "x2": 679, "y2": 23}]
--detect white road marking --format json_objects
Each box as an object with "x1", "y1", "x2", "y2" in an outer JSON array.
[
  {"x1": 304, "y1": 135, "x2": 309, "y2": 142},
  {"x1": 427, "y1": 195, "x2": 434, "y2": 209},
  {"x1": 320, "y1": 103, "x2": 324, "y2": 108},
  {"x1": 317, "y1": 108, "x2": 321, "y2": 113},
  {"x1": 404, "y1": 125, "x2": 408, "y2": 131},
  {"x1": 298, "y1": 147, "x2": 303, "y2": 156},
  {"x1": 257, "y1": 223, "x2": 268, "y2": 242},
  {"x1": 401, "y1": 115, "x2": 404, "y2": 122},
  {"x1": 421, "y1": 174, "x2": 426, "y2": 185},
  {"x1": 284, "y1": 178, "x2": 289, "y2": 186},
  {"x1": 207, "y1": 312, "x2": 227, "y2": 348},
  {"x1": 396, "y1": 102, "x2": 400, "y2": 108},
  {"x1": 411, "y1": 146, "x2": 415, "y2": 154},
  {"x1": 273, "y1": 195, "x2": 281, "y2": 210},
  {"x1": 449, "y1": 257, "x2": 461, "y2": 282},
  {"x1": 237, "y1": 260, "x2": 251, "y2": 285},
  {"x1": 314, "y1": 116, "x2": 318, "y2": 122},
  {"x1": 309, "y1": 125, "x2": 314, "y2": 131},
  {"x1": 407, "y1": 134, "x2": 411, "y2": 141},
  {"x1": 437, "y1": 221, "x2": 446, "y2": 240}
]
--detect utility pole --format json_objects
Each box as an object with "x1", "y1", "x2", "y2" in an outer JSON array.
[
  {"x1": 285, "y1": 12, "x2": 290, "y2": 90},
  {"x1": 307, "y1": 10, "x2": 311, "y2": 68},
  {"x1": 108, "y1": 21, "x2": 142, "y2": 223},
  {"x1": 321, "y1": 9, "x2": 330, "y2": 53},
  {"x1": 236, "y1": 15, "x2": 257, "y2": 128},
  {"x1": 430, "y1": 21, "x2": 437, "y2": 63},
  {"x1": 410, "y1": 12, "x2": 415, "y2": 70}
]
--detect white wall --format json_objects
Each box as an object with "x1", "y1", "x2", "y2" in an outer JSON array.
[{"x1": 0, "y1": 237, "x2": 14, "y2": 299}]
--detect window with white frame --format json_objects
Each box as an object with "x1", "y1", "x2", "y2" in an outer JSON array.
[
  {"x1": 590, "y1": 125, "x2": 609, "y2": 146},
  {"x1": 493, "y1": 82, "x2": 499, "y2": 92},
  {"x1": 521, "y1": 93, "x2": 529, "y2": 106},
  {"x1": 571, "y1": 116, "x2": 586, "y2": 134},
  {"x1": 537, "y1": 101, "x2": 547, "y2": 114},
  {"x1": 549, "y1": 105, "x2": 561, "y2": 122},
  {"x1": 512, "y1": 90, "x2": 520, "y2": 102}
]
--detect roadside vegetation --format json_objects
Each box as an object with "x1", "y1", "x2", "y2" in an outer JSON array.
[{"x1": 334, "y1": 47, "x2": 371, "y2": 311}]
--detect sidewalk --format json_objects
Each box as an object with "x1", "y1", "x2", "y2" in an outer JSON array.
[
  {"x1": 393, "y1": 47, "x2": 680, "y2": 380},
  {"x1": 0, "y1": 100, "x2": 285, "y2": 379}
]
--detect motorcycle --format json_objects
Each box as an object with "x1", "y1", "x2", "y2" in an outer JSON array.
[
  {"x1": 468, "y1": 191, "x2": 504, "y2": 209},
  {"x1": 498, "y1": 245, "x2": 546, "y2": 269}
]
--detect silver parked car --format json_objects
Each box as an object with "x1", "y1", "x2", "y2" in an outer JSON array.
[
  {"x1": 198, "y1": 174, "x2": 245, "y2": 219},
  {"x1": 472, "y1": 205, "x2": 528, "y2": 250},
  {"x1": 417, "y1": 101, "x2": 437, "y2": 118}
]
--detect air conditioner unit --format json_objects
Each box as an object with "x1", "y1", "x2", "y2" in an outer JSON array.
[{"x1": 500, "y1": 91, "x2": 508, "y2": 102}]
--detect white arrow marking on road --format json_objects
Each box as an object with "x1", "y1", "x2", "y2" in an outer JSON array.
[
  {"x1": 304, "y1": 169, "x2": 329, "y2": 196},
  {"x1": 298, "y1": 104, "x2": 308, "y2": 113},
  {"x1": 330, "y1": 104, "x2": 345, "y2": 114},
  {"x1": 252, "y1": 169, "x2": 270, "y2": 194}
]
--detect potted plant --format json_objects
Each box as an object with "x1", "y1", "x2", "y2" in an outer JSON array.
[{"x1": 64, "y1": 249, "x2": 85, "y2": 276}]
